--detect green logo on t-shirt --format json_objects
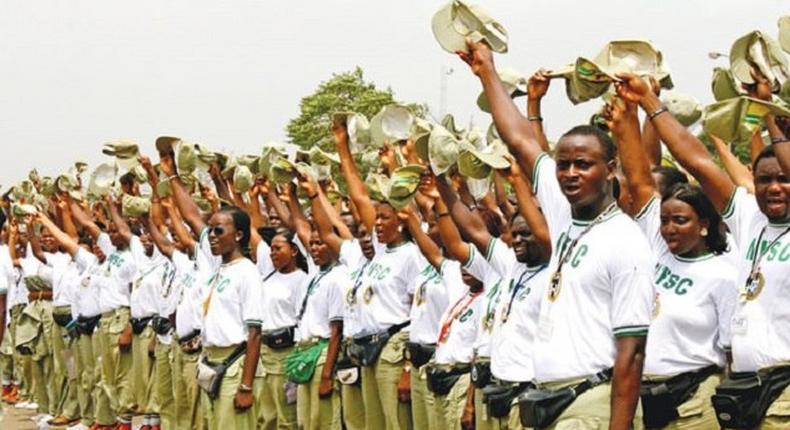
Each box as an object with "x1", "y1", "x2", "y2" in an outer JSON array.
[{"x1": 654, "y1": 264, "x2": 693, "y2": 295}]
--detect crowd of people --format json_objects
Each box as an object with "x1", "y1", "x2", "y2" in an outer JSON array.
[{"x1": 1, "y1": 3, "x2": 790, "y2": 430}]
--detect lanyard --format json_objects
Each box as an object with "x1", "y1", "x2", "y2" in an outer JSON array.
[
  {"x1": 501, "y1": 264, "x2": 547, "y2": 323},
  {"x1": 548, "y1": 202, "x2": 618, "y2": 300},
  {"x1": 348, "y1": 259, "x2": 371, "y2": 305},
  {"x1": 437, "y1": 290, "x2": 482, "y2": 344},
  {"x1": 742, "y1": 225, "x2": 790, "y2": 300},
  {"x1": 202, "y1": 258, "x2": 243, "y2": 316},
  {"x1": 262, "y1": 270, "x2": 278, "y2": 283},
  {"x1": 298, "y1": 264, "x2": 336, "y2": 321}
]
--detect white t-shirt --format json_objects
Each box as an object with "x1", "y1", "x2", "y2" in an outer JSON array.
[
  {"x1": 356, "y1": 242, "x2": 421, "y2": 335},
  {"x1": 0, "y1": 244, "x2": 14, "y2": 296},
  {"x1": 296, "y1": 264, "x2": 346, "y2": 341},
  {"x1": 340, "y1": 239, "x2": 370, "y2": 338},
  {"x1": 636, "y1": 197, "x2": 739, "y2": 375},
  {"x1": 129, "y1": 236, "x2": 169, "y2": 319},
  {"x1": 73, "y1": 248, "x2": 105, "y2": 319},
  {"x1": 462, "y1": 244, "x2": 506, "y2": 359},
  {"x1": 196, "y1": 227, "x2": 221, "y2": 274},
  {"x1": 201, "y1": 258, "x2": 264, "y2": 347},
  {"x1": 256, "y1": 240, "x2": 275, "y2": 278},
  {"x1": 483, "y1": 238, "x2": 550, "y2": 382},
  {"x1": 531, "y1": 153, "x2": 655, "y2": 382},
  {"x1": 434, "y1": 285, "x2": 485, "y2": 365},
  {"x1": 96, "y1": 233, "x2": 136, "y2": 312},
  {"x1": 723, "y1": 187, "x2": 790, "y2": 372},
  {"x1": 409, "y1": 256, "x2": 452, "y2": 345},
  {"x1": 173, "y1": 250, "x2": 206, "y2": 339},
  {"x1": 43, "y1": 252, "x2": 73, "y2": 307},
  {"x1": 261, "y1": 269, "x2": 308, "y2": 332}
]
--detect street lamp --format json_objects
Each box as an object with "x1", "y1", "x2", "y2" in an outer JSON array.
[
  {"x1": 439, "y1": 66, "x2": 454, "y2": 117},
  {"x1": 708, "y1": 52, "x2": 729, "y2": 60}
]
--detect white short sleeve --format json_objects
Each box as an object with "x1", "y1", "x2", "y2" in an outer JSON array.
[
  {"x1": 328, "y1": 275, "x2": 345, "y2": 322},
  {"x1": 74, "y1": 247, "x2": 98, "y2": 271},
  {"x1": 610, "y1": 240, "x2": 655, "y2": 338},
  {"x1": 634, "y1": 196, "x2": 667, "y2": 253},
  {"x1": 530, "y1": 153, "x2": 572, "y2": 240},
  {"x1": 256, "y1": 240, "x2": 275, "y2": 277},
  {"x1": 484, "y1": 237, "x2": 518, "y2": 280},
  {"x1": 439, "y1": 258, "x2": 467, "y2": 304},
  {"x1": 97, "y1": 232, "x2": 115, "y2": 257},
  {"x1": 714, "y1": 277, "x2": 738, "y2": 350},
  {"x1": 721, "y1": 187, "x2": 760, "y2": 249},
  {"x1": 240, "y1": 265, "x2": 264, "y2": 327}
]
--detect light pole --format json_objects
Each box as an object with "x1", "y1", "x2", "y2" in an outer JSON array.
[
  {"x1": 708, "y1": 51, "x2": 729, "y2": 60},
  {"x1": 439, "y1": 65, "x2": 454, "y2": 117}
]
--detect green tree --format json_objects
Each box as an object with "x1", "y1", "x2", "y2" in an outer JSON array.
[{"x1": 286, "y1": 67, "x2": 424, "y2": 151}]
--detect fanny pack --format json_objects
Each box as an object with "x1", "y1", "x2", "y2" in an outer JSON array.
[
  {"x1": 196, "y1": 342, "x2": 247, "y2": 400},
  {"x1": 151, "y1": 316, "x2": 173, "y2": 335},
  {"x1": 426, "y1": 364, "x2": 470, "y2": 396},
  {"x1": 641, "y1": 364, "x2": 720, "y2": 428},
  {"x1": 130, "y1": 316, "x2": 153, "y2": 335},
  {"x1": 76, "y1": 315, "x2": 101, "y2": 336},
  {"x1": 348, "y1": 321, "x2": 409, "y2": 367},
  {"x1": 404, "y1": 342, "x2": 436, "y2": 369},
  {"x1": 335, "y1": 342, "x2": 361, "y2": 386},
  {"x1": 711, "y1": 365, "x2": 790, "y2": 429},
  {"x1": 285, "y1": 340, "x2": 328, "y2": 384},
  {"x1": 178, "y1": 329, "x2": 202, "y2": 354},
  {"x1": 262, "y1": 326, "x2": 295, "y2": 350},
  {"x1": 483, "y1": 382, "x2": 533, "y2": 419},
  {"x1": 472, "y1": 359, "x2": 492, "y2": 388},
  {"x1": 53, "y1": 312, "x2": 73, "y2": 328},
  {"x1": 519, "y1": 368, "x2": 612, "y2": 428}
]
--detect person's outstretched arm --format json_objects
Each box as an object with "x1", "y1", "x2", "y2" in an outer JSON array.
[
  {"x1": 710, "y1": 133, "x2": 754, "y2": 193},
  {"x1": 526, "y1": 68, "x2": 552, "y2": 153},
  {"x1": 159, "y1": 152, "x2": 206, "y2": 235},
  {"x1": 298, "y1": 174, "x2": 348, "y2": 256},
  {"x1": 69, "y1": 197, "x2": 102, "y2": 240},
  {"x1": 105, "y1": 195, "x2": 133, "y2": 246},
  {"x1": 163, "y1": 199, "x2": 197, "y2": 253},
  {"x1": 399, "y1": 203, "x2": 444, "y2": 270},
  {"x1": 333, "y1": 119, "x2": 376, "y2": 233},
  {"x1": 36, "y1": 213, "x2": 80, "y2": 257},
  {"x1": 458, "y1": 40, "x2": 544, "y2": 178},
  {"x1": 616, "y1": 73, "x2": 734, "y2": 212},
  {"x1": 436, "y1": 174, "x2": 492, "y2": 256},
  {"x1": 284, "y1": 183, "x2": 311, "y2": 249},
  {"x1": 498, "y1": 157, "x2": 551, "y2": 253}
]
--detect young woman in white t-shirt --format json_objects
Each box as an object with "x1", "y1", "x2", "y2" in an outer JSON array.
[{"x1": 608, "y1": 95, "x2": 738, "y2": 429}]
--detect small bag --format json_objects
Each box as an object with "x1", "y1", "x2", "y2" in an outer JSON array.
[
  {"x1": 130, "y1": 316, "x2": 152, "y2": 335},
  {"x1": 348, "y1": 322, "x2": 409, "y2": 367},
  {"x1": 53, "y1": 313, "x2": 73, "y2": 328},
  {"x1": 335, "y1": 344, "x2": 361, "y2": 386},
  {"x1": 285, "y1": 340, "x2": 328, "y2": 384},
  {"x1": 151, "y1": 316, "x2": 173, "y2": 335},
  {"x1": 196, "y1": 342, "x2": 247, "y2": 400},
  {"x1": 262, "y1": 326, "x2": 295, "y2": 350},
  {"x1": 471, "y1": 360, "x2": 492, "y2": 388},
  {"x1": 483, "y1": 383, "x2": 532, "y2": 418},
  {"x1": 426, "y1": 366, "x2": 469, "y2": 396},
  {"x1": 76, "y1": 315, "x2": 101, "y2": 336},
  {"x1": 179, "y1": 330, "x2": 202, "y2": 354},
  {"x1": 711, "y1": 366, "x2": 790, "y2": 429},
  {"x1": 404, "y1": 342, "x2": 436, "y2": 369},
  {"x1": 519, "y1": 368, "x2": 612, "y2": 428},
  {"x1": 640, "y1": 365, "x2": 719, "y2": 428}
]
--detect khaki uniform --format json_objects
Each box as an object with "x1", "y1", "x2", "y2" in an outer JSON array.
[
  {"x1": 172, "y1": 342, "x2": 202, "y2": 430},
  {"x1": 153, "y1": 341, "x2": 175, "y2": 428},
  {"x1": 131, "y1": 324, "x2": 155, "y2": 411},
  {"x1": 50, "y1": 305, "x2": 79, "y2": 420},
  {"x1": 296, "y1": 346, "x2": 340, "y2": 430},
  {"x1": 257, "y1": 343, "x2": 297, "y2": 429},
  {"x1": 360, "y1": 331, "x2": 412, "y2": 430},
  {"x1": 762, "y1": 383, "x2": 790, "y2": 429},
  {"x1": 433, "y1": 373, "x2": 470, "y2": 429},
  {"x1": 642, "y1": 373, "x2": 720, "y2": 430},
  {"x1": 20, "y1": 299, "x2": 56, "y2": 414},
  {"x1": 538, "y1": 380, "x2": 643, "y2": 430},
  {"x1": 411, "y1": 365, "x2": 437, "y2": 430},
  {"x1": 76, "y1": 327, "x2": 99, "y2": 426},
  {"x1": 202, "y1": 346, "x2": 263, "y2": 430},
  {"x1": 96, "y1": 307, "x2": 134, "y2": 425}
]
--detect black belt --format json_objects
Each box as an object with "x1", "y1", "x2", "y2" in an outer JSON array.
[
  {"x1": 178, "y1": 329, "x2": 201, "y2": 345},
  {"x1": 130, "y1": 316, "x2": 154, "y2": 335}
]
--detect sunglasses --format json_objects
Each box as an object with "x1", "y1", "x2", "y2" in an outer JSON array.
[{"x1": 207, "y1": 225, "x2": 227, "y2": 237}]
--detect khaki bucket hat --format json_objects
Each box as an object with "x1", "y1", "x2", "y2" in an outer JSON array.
[
  {"x1": 457, "y1": 140, "x2": 510, "y2": 179},
  {"x1": 661, "y1": 90, "x2": 703, "y2": 127},
  {"x1": 333, "y1": 112, "x2": 372, "y2": 153},
  {"x1": 103, "y1": 140, "x2": 140, "y2": 171},
  {"x1": 428, "y1": 125, "x2": 461, "y2": 175},
  {"x1": 780, "y1": 16, "x2": 790, "y2": 54},
  {"x1": 592, "y1": 40, "x2": 673, "y2": 89},
  {"x1": 370, "y1": 105, "x2": 414, "y2": 148},
  {"x1": 155, "y1": 136, "x2": 182, "y2": 154},
  {"x1": 269, "y1": 156, "x2": 296, "y2": 185},
  {"x1": 548, "y1": 58, "x2": 617, "y2": 105},
  {"x1": 703, "y1": 96, "x2": 790, "y2": 143},
  {"x1": 233, "y1": 165, "x2": 253, "y2": 193},
  {"x1": 730, "y1": 30, "x2": 789, "y2": 91},
  {"x1": 385, "y1": 164, "x2": 426, "y2": 209},
  {"x1": 39, "y1": 177, "x2": 56, "y2": 197},
  {"x1": 431, "y1": 0, "x2": 508, "y2": 54},
  {"x1": 412, "y1": 118, "x2": 434, "y2": 162},
  {"x1": 176, "y1": 142, "x2": 198, "y2": 175},
  {"x1": 87, "y1": 163, "x2": 118, "y2": 199},
  {"x1": 711, "y1": 67, "x2": 743, "y2": 101},
  {"x1": 121, "y1": 194, "x2": 151, "y2": 217},
  {"x1": 477, "y1": 67, "x2": 527, "y2": 113}
]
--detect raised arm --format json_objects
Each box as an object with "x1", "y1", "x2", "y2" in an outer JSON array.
[
  {"x1": 36, "y1": 213, "x2": 80, "y2": 257},
  {"x1": 297, "y1": 174, "x2": 348, "y2": 256},
  {"x1": 56, "y1": 196, "x2": 79, "y2": 240},
  {"x1": 105, "y1": 195, "x2": 133, "y2": 246},
  {"x1": 69, "y1": 197, "x2": 102, "y2": 240},
  {"x1": 163, "y1": 198, "x2": 197, "y2": 253},
  {"x1": 492, "y1": 173, "x2": 515, "y2": 221},
  {"x1": 710, "y1": 133, "x2": 754, "y2": 193},
  {"x1": 640, "y1": 78, "x2": 663, "y2": 168},
  {"x1": 617, "y1": 73, "x2": 734, "y2": 212},
  {"x1": 526, "y1": 68, "x2": 552, "y2": 153},
  {"x1": 436, "y1": 174, "x2": 492, "y2": 255},
  {"x1": 266, "y1": 185, "x2": 293, "y2": 231},
  {"x1": 160, "y1": 152, "x2": 207, "y2": 235},
  {"x1": 333, "y1": 118, "x2": 376, "y2": 232},
  {"x1": 399, "y1": 203, "x2": 443, "y2": 270},
  {"x1": 459, "y1": 40, "x2": 543, "y2": 178},
  {"x1": 606, "y1": 97, "x2": 657, "y2": 215},
  {"x1": 284, "y1": 183, "x2": 311, "y2": 249},
  {"x1": 433, "y1": 194, "x2": 472, "y2": 264},
  {"x1": 143, "y1": 212, "x2": 175, "y2": 258},
  {"x1": 498, "y1": 157, "x2": 551, "y2": 253}
]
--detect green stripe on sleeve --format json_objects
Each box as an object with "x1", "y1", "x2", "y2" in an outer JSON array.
[
  {"x1": 721, "y1": 188, "x2": 739, "y2": 219},
  {"x1": 531, "y1": 152, "x2": 549, "y2": 194},
  {"x1": 613, "y1": 325, "x2": 649, "y2": 338},
  {"x1": 634, "y1": 196, "x2": 658, "y2": 221}
]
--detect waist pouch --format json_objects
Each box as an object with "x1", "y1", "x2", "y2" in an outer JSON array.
[
  {"x1": 196, "y1": 342, "x2": 247, "y2": 400},
  {"x1": 404, "y1": 342, "x2": 436, "y2": 369},
  {"x1": 151, "y1": 316, "x2": 173, "y2": 335},
  {"x1": 712, "y1": 366, "x2": 790, "y2": 429},
  {"x1": 348, "y1": 322, "x2": 409, "y2": 367},
  {"x1": 262, "y1": 326, "x2": 295, "y2": 350},
  {"x1": 335, "y1": 343, "x2": 361, "y2": 386},
  {"x1": 519, "y1": 368, "x2": 612, "y2": 428},
  {"x1": 76, "y1": 315, "x2": 101, "y2": 336},
  {"x1": 130, "y1": 316, "x2": 153, "y2": 335},
  {"x1": 178, "y1": 329, "x2": 202, "y2": 354},
  {"x1": 285, "y1": 340, "x2": 328, "y2": 384},
  {"x1": 426, "y1": 365, "x2": 470, "y2": 396},
  {"x1": 483, "y1": 382, "x2": 533, "y2": 418},
  {"x1": 472, "y1": 360, "x2": 492, "y2": 388},
  {"x1": 53, "y1": 312, "x2": 73, "y2": 328},
  {"x1": 641, "y1": 365, "x2": 720, "y2": 428}
]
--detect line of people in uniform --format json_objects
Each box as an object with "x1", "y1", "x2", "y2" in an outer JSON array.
[{"x1": 2, "y1": 29, "x2": 790, "y2": 430}]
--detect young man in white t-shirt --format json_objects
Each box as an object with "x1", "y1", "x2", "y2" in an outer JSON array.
[{"x1": 460, "y1": 41, "x2": 654, "y2": 428}]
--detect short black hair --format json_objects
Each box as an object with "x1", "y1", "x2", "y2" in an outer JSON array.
[
  {"x1": 219, "y1": 206, "x2": 251, "y2": 257},
  {"x1": 652, "y1": 166, "x2": 689, "y2": 193},
  {"x1": 752, "y1": 145, "x2": 777, "y2": 173},
  {"x1": 560, "y1": 125, "x2": 617, "y2": 162}
]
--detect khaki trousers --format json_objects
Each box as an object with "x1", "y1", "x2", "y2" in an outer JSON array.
[
  {"x1": 340, "y1": 379, "x2": 365, "y2": 430},
  {"x1": 152, "y1": 341, "x2": 175, "y2": 427},
  {"x1": 203, "y1": 346, "x2": 263, "y2": 430},
  {"x1": 131, "y1": 324, "x2": 155, "y2": 412},
  {"x1": 257, "y1": 344, "x2": 297, "y2": 429},
  {"x1": 433, "y1": 373, "x2": 471, "y2": 429},
  {"x1": 50, "y1": 311, "x2": 79, "y2": 419},
  {"x1": 642, "y1": 373, "x2": 720, "y2": 430},
  {"x1": 172, "y1": 343, "x2": 202, "y2": 430},
  {"x1": 96, "y1": 307, "x2": 134, "y2": 424},
  {"x1": 27, "y1": 300, "x2": 55, "y2": 415},
  {"x1": 9, "y1": 305, "x2": 31, "y2": 400},
  {"x1": 296, "y1": 347, "x2": 340, "y2": 430},
  {"x1": 359, "y1": 331, "x2": 412, "y2": 430},
  {"x1": 538, "y1": 381, "x2": 643, "y2": 430},
  {"x1": 76, "y1": 329, "x2": 98, "y2": 426},
  {"x1": 411, "y1": 365, "x2": 437, "y2": 430},
  {"x1": 762, "y1": 383, "x2": 790, "y2": 429}
]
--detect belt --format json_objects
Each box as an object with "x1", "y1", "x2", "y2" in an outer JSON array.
[
  {"x1": 178, "y1": 329, "x2": 201, "y2": 345},
  {"x1": 296, "y1": 337, "x2": 329, "y2": 348},
  {"x1": 101, "y1": 306, "x2": 130, "y2": 319},
  {"x1": 205, "y1": 343, "x2": 245, "y2": 362},
  {"x1": 28, "y1": 291, "x2": 53, "y2": 301}
]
